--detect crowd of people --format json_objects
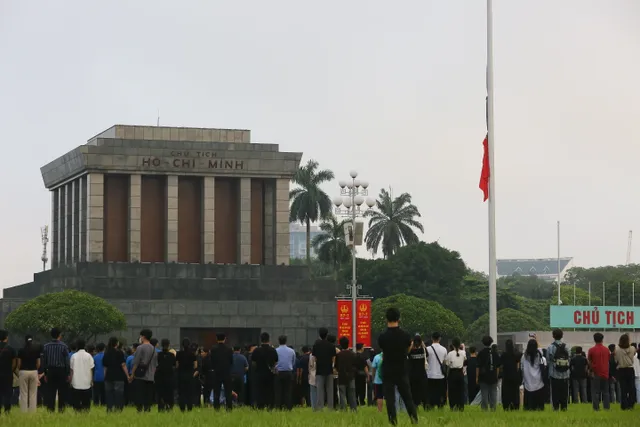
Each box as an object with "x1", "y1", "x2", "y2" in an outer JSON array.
[{"x1": 0, "y1": 307, "x2": 638, "y2": 424}]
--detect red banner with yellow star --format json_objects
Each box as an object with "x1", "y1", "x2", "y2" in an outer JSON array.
[{"x1": 336, "y1": 299, "x2": 371, "y2": 348}]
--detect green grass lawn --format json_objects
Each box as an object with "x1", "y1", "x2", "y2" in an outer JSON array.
[{"x1": 0, "y1": 405, "x2": 636, "y2": 426}]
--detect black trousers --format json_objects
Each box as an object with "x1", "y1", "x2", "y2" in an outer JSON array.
[
  {"x1": 299, "y1": 380, "x2": 310, "y2": 406},
  {"x1": 383, "y1": 374, "x2": 418, "y2": 425},
  {"x1": 254, "y1": 374, "x2": 274, "y2": 409},
  {"x1": 550, "y1": 378, "x2": 568, "y2": 411},
  {"x1": 617, "y1": 367, "x2": 635, "y2": 410},
  {"x1": 231, "y1": 376, "x2": 245, "y2": 406},
  {"x1": 213, "y1": 375, "x2": 233, "y2": 410},
  {"x1": 178, "y1": 374, "x2": 193, "y2": 412},
  {"x1": 447, "y1": 369, "x2": 465, "y2": 411},
  {"x1": 203, "y1": 378, "x2": 213, "y2": 406},
  {"x1": 410, "y1": 375, "x2": 428, "y2": 409},
  {"x1": 92, "y1": 381, "x2": 105, "y2": 405},
  {"x1": 274, "y1": 371, "x2": 293, "y2": 410},
  {"x1": 134, "y1": 379, "x2": 154, "y2": 412},
  {"x1": 72, "y1": 388, "x2": 91, "y2": 412},
  {"x1": 502, "y1": 378, "x2": 521, "y2": 410},
  {"x1": 0, "y1": 377, "x2": 12, "y2": 413},
  {"x1": 156, "y1": 378, "x2": 174, "y2": 412},
  {"x1": 427, "y1": 378, "x2": 447, "y2": 409},
  {"x1": 524, "y1": 388, "x2": 545, "y2": 411},
  {"x1": 45, "y1": 368, "x2": 69, "y2": 412},
  {"x1": 355, "y1": 375, "x2": 367, "y2": 405}
]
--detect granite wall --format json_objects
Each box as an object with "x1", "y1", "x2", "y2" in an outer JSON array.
[{"x1": 0, "y1": 263, "x2": 342, "y2": 347}]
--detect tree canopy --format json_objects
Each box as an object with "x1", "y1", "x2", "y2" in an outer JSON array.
[
  {"x1": 311, "y1": 215, "x2": 351, "y2": 279},
  {"x1": 466, "y1": 308, "x2": 549, "y2": 345},
  {"x1": 289, "y1": 159, "x2": 334, "y2": 265},
  {"x1": 4, "y1": 290, "x2": 127, "y2": 343},
  {"x1": 371, "y1": 294, "x2": 465, "y2": 340},
  {"x1": 364, "y1": 188, "x2": 423, "y2": 258}
]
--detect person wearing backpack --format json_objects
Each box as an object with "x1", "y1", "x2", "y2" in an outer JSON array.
[
  {"x1": 547, "y1": 329, "x2": 570, "y2": 411},
  {"x1": 476, "y1": 335, "x2": 500, "y2": 411}
]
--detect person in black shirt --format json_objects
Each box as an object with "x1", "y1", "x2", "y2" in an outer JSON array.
[
  {"x1": 17, "y1": 335, "x2": 40, "y2": 413},
  {"x1": 251, "y1": 332, "x2": 278, "y2": 409},
  {"x1": 378, "y1": 308, "x2": 418, "y2": 425},
  {"x1": 199, "y1": 348, "x2": 213, "y2": 406},
  {"x1": 102, "y1": 337, "x2": 129, "y2": 412},
  {"x1": 466, "y1": 347, "x2": 478, "y2": 403},
  {"x1": 175, "y1": 338, "x2": 197, "y2": 412},
  {"x1": 296, "y1": 346, "x2": 311, "y2": 407},
  {"x1": 354, "y1": 343, "x2": 369, "y2": 406},
  {"x1": 0, "y1": 330, "x2": 17, "y2": 414},
  {"x1": 335, "y1": 337, "x2": 358, "y2": 411},
  {"x1": 500, "y1": 339, "x2": 521, "y2": 411},
  {"x1": 570, "y1": 347, "x2": 588, "y2": 403},
  {"x1": 408, "y1": 334, "x2": 428, "y2": 410},
  {"x1": 155, "y1": 339, "x2": 176, "y2": 412},
  {"x1": 476, "y1": 336, "x2": 500, "y2": 411},
  {"x1": 312, "y1": 327, "x2": 336, "y2": 411},
  {"x1": 209, "y1": 333, "x2": 233, "y2": 411}
]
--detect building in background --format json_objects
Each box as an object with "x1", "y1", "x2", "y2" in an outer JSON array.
[
  {"x1": 0, "y1": 124, "x2": 341, "y2": 348},
  {"x1": 497, "y1": 257, "x2": 574, "y2": 282},
  {"x1": 289, "y1": 223, "x2": 322, "y2": 259}
]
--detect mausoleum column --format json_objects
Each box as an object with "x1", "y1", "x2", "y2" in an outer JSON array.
[
  {"x1": 239, "y1": 178, "x2": 251, "y2": 264},
  {"x1": 275, "y1": 179, "x2": 290, "y2": 265},
  {"x1": 129, "y1": 174, "x2": 141, "y2": 262},
  {"x1": 86, "y1": 173, "x2": 104, "y2": 262},
  {"x1": 166, "y1": 175, "x2": 178, "y2": 262},
  {"x1": 263, "y1": 180, "x2": 275, "y2": 265},
  {"x1": 202, "y1": 177, "x2": 215, "y2": 263}
]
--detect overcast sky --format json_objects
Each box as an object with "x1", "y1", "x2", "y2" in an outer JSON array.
[{"x1": 1, "y1": 1, "x2": 638, "y2": 292}]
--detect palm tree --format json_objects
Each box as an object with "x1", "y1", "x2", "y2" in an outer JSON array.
[
  {"x1": 364, "y1": 188, "x2": 424, "y2": 258},
  {"x1": 312, "y1": 215, "x2": 351, "y2": 279},
  {"x1": 289, "y1": 159, "x2": 335, "y2": 265}
]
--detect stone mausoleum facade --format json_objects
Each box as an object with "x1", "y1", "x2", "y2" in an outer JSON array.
[{"x1": 0, "y1": 125, "x2": 341, "y2": 347}]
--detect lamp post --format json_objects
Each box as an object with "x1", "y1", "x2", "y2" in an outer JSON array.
[{"x1": 333, "y1": 170, "x2": 376, "y2": 352}]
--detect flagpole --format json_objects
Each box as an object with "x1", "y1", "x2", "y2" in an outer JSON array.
[
  {"x1": 557, "y1": 221, "x2": 561, "y2": 304},
  {"x1": 588, "y1": 281, "x2": 591, "y2": 305},
  {"x1": 486, "y1": 0, "x2": 498, "y2": 341}
]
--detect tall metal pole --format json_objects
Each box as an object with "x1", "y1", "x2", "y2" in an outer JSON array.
[
  {"x1": 618, "y1": 282, "x2": 621, "y2": 306},
  {"x1": 557, "y1": 221, "x2": 561, "y2": 305},
  {"x1": 588, "y1": 282, "x2": 591, "y2": 305},
  {"x1": 633, "y1": 282, "x2": 635, "y2": 307},
  {"x1": 486, "y1": 0, "x2": 498, "y2": 341},
  {"x1": 351, "y1": 178, "x2": 357, "y2": 353},
  {"x1": 603, "y1": 282, "x2": 606, "y2": 305}
]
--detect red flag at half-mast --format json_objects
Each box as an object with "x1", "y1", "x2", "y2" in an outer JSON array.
[{"x1": 479, "y1": 134, "x2": 489, "y2": 201}]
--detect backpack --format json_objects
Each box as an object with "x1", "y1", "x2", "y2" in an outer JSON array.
[{"x1": 552, "y1": 343, "x2": 570, "y2": 373}]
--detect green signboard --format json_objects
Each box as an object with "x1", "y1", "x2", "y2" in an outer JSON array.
[{"x1": 550, "y1": 306, "x2": 639, "y2": 329}]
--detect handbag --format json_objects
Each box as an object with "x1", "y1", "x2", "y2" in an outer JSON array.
[
  {"x1": 134, "y1": 348, "x2": 154, "y2": 379},
  {"x1": 430, "y1": 345, "x2": 448, "y2": 378}
]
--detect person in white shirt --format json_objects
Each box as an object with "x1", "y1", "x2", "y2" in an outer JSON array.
[
  {"x1": 521, "y1": 339, "x2": 546, "y2": 411},
  {"x1": 444, "y1": 337, "x2": 467, "y2": 411},
  {"x1": 633, "y1": 347, "x2": 640, "y2": 404},
  {"x1": 70, "y1": 339, "x2": 94, "y2": 412},
  {"x1": 425, "y1": 332, "x2": 448, "y2": 409}
]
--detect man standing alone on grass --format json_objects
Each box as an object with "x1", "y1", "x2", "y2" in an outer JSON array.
[
  {"x1": 378, "y1": 307, "x2": 418, "y2": 425},
  {"x1": 547, "y1": 329, "x2": 570, "y2": 411}
]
